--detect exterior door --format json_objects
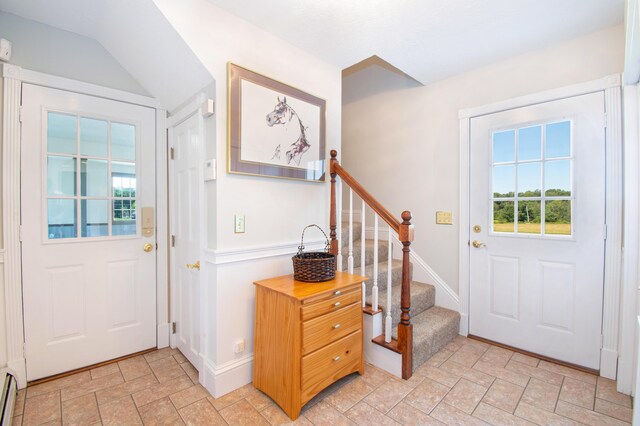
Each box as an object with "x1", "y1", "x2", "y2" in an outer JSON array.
[
  {"x1": 469, "y1": 92, "x2": 606, "y2": 369},
  {"x1": 170, "y1": 113, "x2": 201, "y2": 367},
  {"x1": 21, "y1": 84, "x2": 157, "y2": 380}
]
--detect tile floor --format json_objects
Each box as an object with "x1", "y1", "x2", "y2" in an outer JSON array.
[{"x1": 14, "y1": 336, "x2": 633, "y2": 425}]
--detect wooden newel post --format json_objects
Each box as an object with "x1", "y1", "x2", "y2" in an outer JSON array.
[
  {"x1": 398, "y1": 210, "x2": 414, "y2": 379},
  {"x1": 329, "y1": 150, "x2": 339, "y2": 256}
]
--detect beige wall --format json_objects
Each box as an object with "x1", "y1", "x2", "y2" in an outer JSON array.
[
  {"x1": 342, "y1": 24, "x2": 625, "y2": 294},
  {"x1": 0, "y1": 11, "x2": 147, "y2": 95}
]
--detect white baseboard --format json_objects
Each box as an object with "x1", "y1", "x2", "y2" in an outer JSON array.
[
  {"x1": 600, "y1": 348, "x2": 618, "y2": 380},
  {"x1": 407, "y1": 251, "x2": 460, "y2": 313},
  {"x1": 362, "y1": 226, "x2": 461, "y2": 314},
  {"x1": 8, "y1": 358, "x2": 27, "y2": 389},
  {"x1": 201, "y1": 354, "x2": 254, "y2": 398},
  {"x1": 459, "y1": 314, "x2": 469, "y2": 336},
  {"x1": 157, "y1": 323, "x2": 170, "y2": 349}
]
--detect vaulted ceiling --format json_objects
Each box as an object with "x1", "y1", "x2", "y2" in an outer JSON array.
[
  {"x1": 0, "y1": 0, "x2": 624, "y2": 89},
  {"x1": 0, "y1": 0, "x2": 213, "y2": 111},
  {"x1": 207, "y1": 0, "x2": 624, "y2": 84}
]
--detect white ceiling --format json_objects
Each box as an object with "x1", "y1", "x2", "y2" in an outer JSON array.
[
  {"x1": 0, "y1": 0, "x2": 624, "y2": 87},
  {"x1": 0, "y1": 0, "x2": 213, "y2": 111},
  {"x1": 206, "y1": 0, "x2": 624, "y2": 84}
]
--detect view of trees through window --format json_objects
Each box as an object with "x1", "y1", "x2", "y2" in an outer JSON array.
[{"x1": 491, "y1": 120, "x2": 572, "y2": 236}]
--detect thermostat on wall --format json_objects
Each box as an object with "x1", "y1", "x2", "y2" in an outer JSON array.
[
  {"x1": 204, "y1": 159, "x2": 217, "y2": 181},
  {"x1": 0, "y1": 39, "x2": 12, "y2": 62}
]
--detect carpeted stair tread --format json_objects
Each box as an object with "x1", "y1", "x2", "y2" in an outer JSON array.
[
  {"x1": 362, "y1": 260, "x2": 412, "y2": 293},
  {"x1": 365, "y1": 281, "x2": 435, "y2": 325},
  {"x1": 340, "y1": 221, "x2": 362, "y2": 243},
  {"x1": 392, "y1": 306, "x2": 461, "y2": 372},
  {"x1": 339, "y1": 239, "x2": 390, "y2": 270}
]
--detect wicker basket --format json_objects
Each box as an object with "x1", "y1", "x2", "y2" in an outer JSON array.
[{"x1": 292, "y1": 225, "x2": 336, "y2": 282}]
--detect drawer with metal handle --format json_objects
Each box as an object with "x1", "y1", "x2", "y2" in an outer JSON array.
[
  {"x1": 300, "y1": 286, "x2": 360, "y2": 321},
  {"x1": 300, "y1": 330, "x2": 362, "y2": 404},
  {"x1": 302, "y1": 302, "x2": 360, "y2": 354}
]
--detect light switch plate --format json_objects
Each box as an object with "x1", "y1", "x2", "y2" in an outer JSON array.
[
  {"x1": 234, "y1": 214, "x2": 245, "y2": 233},
  {"x1": 436, "y1": 211, "x2": 453, "y2": 225}
]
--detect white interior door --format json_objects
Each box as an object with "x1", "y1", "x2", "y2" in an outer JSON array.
[
  {"x1": 21, "y1": 84, "x2": 157, "y2": 380},
  {"x1": 170, "y1": 113, "x2": 201, "y2": 367},
  {"x1": 469, "y1": 92, "x2": 606, "y2": 370}
]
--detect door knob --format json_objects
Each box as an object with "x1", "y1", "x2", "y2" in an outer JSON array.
[
  {"x1": 472, "y1": 240, "x2": 486, "y2": 248},
  {"x1": 143, "y1": 243, "x2": 153, "y2": 252},
  {"x1": 186, "y1": 260, "x2": 200, "y2": 271}
]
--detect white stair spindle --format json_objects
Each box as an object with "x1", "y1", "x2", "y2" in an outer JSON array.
[
  {"x1": 348, "y1": 189, "x2": 354, "y2": 273},
  {"x1": 336, "y1": 179, "x2": 343, "y2": 271},
  {"x1": 385, "y1": 227, "x2": 393, "y2": 342},
  {"x1": 361, "y1": 201, "x2": 366, "y2": 276},
  {"x1": 372, "y1": 215, "x2": 379, "y2": 311}
]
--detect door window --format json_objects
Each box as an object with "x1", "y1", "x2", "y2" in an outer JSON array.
[
  {"x1": 46, "y1": 112, "x2": 138, "y2": 239},
  {"x1": 491, "y1": 121, "x2": 572, "y2": 236}
]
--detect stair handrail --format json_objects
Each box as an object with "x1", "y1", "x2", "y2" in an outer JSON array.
[{"x1": 329, "y1": 150, "x2": 415, "y2": 379}]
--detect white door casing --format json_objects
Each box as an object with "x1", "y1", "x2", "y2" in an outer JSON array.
[
  {"x1": 468, "y1": 92, "x2": 606, "y2": 369},
  {"x1": 169, "y1": 112, "x2": 202, "y2": 368},
  {"x1": 21, "y1": 84, "x2": 157, "y2": 380}
]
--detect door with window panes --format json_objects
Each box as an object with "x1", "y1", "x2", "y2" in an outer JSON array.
[
  {"x1": 469, "y1": 92, "x2": 606, "y2": 369},
  {"x1": 21, "y1": 84, "x2": 157, "y2": 380}
]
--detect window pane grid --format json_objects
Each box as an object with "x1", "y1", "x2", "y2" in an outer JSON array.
[
  {"x1": 491, "y1": 120, "x2": 572, "y2": 237},
  {"x1": 46, "y1": 112, "x2": 137, "y2": 240}
]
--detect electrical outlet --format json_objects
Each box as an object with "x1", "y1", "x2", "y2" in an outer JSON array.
[
  {"x1": 234, "y1": 214, "x2": 245, "y2": 233},
  {"x1": 436, "y1": 211, "x2": 453, "y2": 225},
  {"x1": 234, "y1": 339, "x2": 245, "y2": 354}
]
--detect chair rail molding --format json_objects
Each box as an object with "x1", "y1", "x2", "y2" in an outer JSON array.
[
  {"x1": 1, "y1": 63, "x2": 164, "y2": 388},
  {"x1": 459, "y1": 73, "x2": 623, "y2": 381}
]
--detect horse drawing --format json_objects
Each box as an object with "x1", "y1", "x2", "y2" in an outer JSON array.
[{"x1": 265, "y1": 96, "x2": 310, "y2": 165}]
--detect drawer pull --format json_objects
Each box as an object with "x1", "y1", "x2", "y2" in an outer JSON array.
[
  {"x1": 334, "y1": 290, "x2": 342, "y2": 296},
  {"x1": 333, "y1": 323, "x2": 341, "y2": 329},
  {"x1": 333, "y1": 302, "x2": 341, "y2": 307},
  {"x1": 333, "y1": 356, "x2": 341, "y2": 362}
]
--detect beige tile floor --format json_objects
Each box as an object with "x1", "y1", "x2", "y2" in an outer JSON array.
[{"x1": 14, "y1": 336, "x2": 633, "y2": 425}]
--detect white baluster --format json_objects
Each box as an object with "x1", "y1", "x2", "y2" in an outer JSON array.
[
  {"x1": 361, "y1": 201, "x2": 366, "y2": 308},
  {"x1": 385, "y1": 227, "x2": 393, "y2": 342},
  {"x1": 336, "y1": 179, "x2": 343, "y2": 271},
  {"x1": 348, "y1": 189, "x2": 354, "y2": 273},
  {"x1": 372, "y1": 215, "x2": 379, "y2": 311},
  {"x1": 361, "y1": 200, "x2": 366, "y2": 276}
]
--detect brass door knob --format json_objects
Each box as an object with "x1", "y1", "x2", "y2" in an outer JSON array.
[
  {"x1": 472, "y1": 240, "x2": 487, "y2": 248},
  {"x1": 143, "y1": 243, "x2": 153, "y2": 252},
  {"x1": 186, "y1": 260, "x2": 200, "y2": 271}
]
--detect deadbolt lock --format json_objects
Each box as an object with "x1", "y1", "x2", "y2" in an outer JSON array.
[{"x1": 473, "y1": 225, "x2": 481, "y2": 233}]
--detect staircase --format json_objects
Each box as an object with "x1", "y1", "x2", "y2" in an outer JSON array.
[
  {"x1": 329, "y1": 149, "x2": 460, "y2": 379},
  {"x1": 340, "y1": 222, "x2": 460, "y2": 373}
]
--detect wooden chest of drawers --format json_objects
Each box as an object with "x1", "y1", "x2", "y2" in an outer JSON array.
[{"x1": 253, "y1": 272, "x2": 366, "y2": 420}]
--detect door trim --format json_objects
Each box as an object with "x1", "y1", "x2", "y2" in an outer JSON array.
[
  {"x1": 1, "y1": 63, "x2": 168, "y2": 388},
  {"x1": 458, "y1": 73, "x2": 623, "y2": 379},
  {"x1": 167, "y1": 92, "x2": 208, "y2": 379}
]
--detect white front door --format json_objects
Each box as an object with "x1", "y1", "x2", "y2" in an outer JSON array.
[
  {"x1": 21, "y1": 84, "x2": 157, "y2": 380},
  {"x1": 170, "y1": 113, "x2": 201, "y2": 367},
  {"x1": 469, "y1": 92, "x2": 606, "y2": 369}
]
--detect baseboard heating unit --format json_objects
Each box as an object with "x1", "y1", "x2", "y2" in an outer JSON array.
[{"x1": 0, "y1": 371, "x2": 17, "y2": 425}]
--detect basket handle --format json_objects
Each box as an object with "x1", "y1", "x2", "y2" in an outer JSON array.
[{"x1": 298, "y1": 224, "x2": 330, "y2": 254}]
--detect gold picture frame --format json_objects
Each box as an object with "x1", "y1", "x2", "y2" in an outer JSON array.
[{"x1": 227, "y1": 63, "x2": 327, "y2": 182}]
